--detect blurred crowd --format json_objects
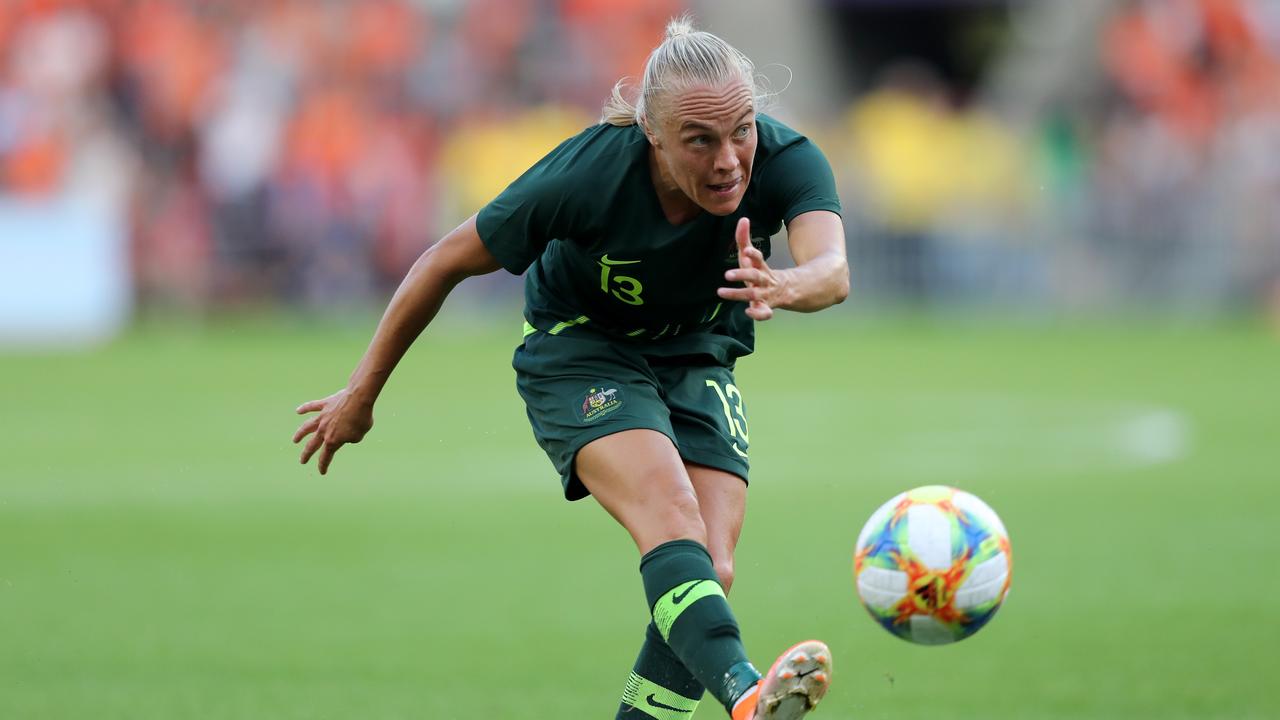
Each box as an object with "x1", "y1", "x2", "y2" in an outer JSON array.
[
  {"x1": 1, "y1": 0, "x2": 1278, "y2": 314},
  {"x1": 0, "y1": 0, "x2": 681, "y2": 309},
  {"x1": 1090, "y1": 0, "x2": 1280, "y2": 308},
  {"x1": 828, "y1": 0, "x2": 1280, "y2": 310}
]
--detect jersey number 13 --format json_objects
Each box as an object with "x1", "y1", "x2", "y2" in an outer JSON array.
[{"x1": 598, "y1": 255, "x2": 645, "y2": 306}]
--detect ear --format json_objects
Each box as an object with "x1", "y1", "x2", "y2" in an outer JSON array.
[{"x1": 640, "y1": 118, "x2": 661, "y2": 147}]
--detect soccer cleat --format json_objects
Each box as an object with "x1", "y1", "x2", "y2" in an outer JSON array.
[{"x1": 732, "y1": 640, "x2": 833, "y2": 720}]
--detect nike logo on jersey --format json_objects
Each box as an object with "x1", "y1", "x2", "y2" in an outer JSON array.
[
  {"x1": 672, "y1": 579, "x2": 707, "y2": 604},
  {"x1": 646, "y1": 694, "x2": 693, "y2": 713},
  {"x1": 599, "y1": 254, "x2": 642, "y2": 266}
]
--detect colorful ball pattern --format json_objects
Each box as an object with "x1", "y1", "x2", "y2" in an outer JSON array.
[{"x1": 853, "y1": 486, "x2": 1012, "y2": 645}]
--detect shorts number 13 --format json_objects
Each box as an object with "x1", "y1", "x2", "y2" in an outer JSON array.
[{"x1": 705, "y1": 379, "x2": 750, "y2": 455}]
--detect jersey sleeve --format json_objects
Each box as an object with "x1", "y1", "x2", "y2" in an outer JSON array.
[
  {"x1": 475, "y1": 138, "x2": 584, "y2": 275},
  {"x1": 761, "y1": 137, "x2": 843, "y2": 224}
]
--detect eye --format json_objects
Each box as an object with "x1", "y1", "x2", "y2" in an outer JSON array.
[
  {"x1": 687, "y1": 135, "x2": 709, "y2": 147},
  {"x1": 734, "y1": 124, "x2": 752, "y2": 139}
]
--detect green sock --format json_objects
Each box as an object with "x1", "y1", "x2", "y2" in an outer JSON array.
[
  {"x1": 617, "y1": 622, "x2": 704, "y2": 718},
  {"x1": 639, "y1": 539, "x2": 761, "y2": 713}
]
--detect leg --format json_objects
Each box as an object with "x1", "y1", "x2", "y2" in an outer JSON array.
[
  {"x1": 687, "y1": 462, "x2": 747, "y2": 593},
  {"x1": 575, "y1": 444, "x2": 749, "y2": 574},
  {"x1": 509, "y1": 336, "x2": 768, "y2": 716},
  {"x1": 685, "y1": 470, "x2": 833, "y2": 720},
  {"x1": 579, "y1": 430, "x2": 761, "y2": 717},
  {"x1": 576, "y1": 429, "x2": 706, "y2": 553},
  {"x1": 616, "y1": 464, "x2": 747, "y2": 718},
  {"x1": 617, "y1": 622, "x2": 704, "y2": 719},
  {"x1": 575, "y1": 364, "x2": 831, "y2": 718}
]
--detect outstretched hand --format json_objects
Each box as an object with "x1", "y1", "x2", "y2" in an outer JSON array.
[
  {"x1": 717, "y1": 217, "x2": 785, "y2": 321},
  {"x1": 292, "y1": 388, "x2": 374, "y2": 474}
]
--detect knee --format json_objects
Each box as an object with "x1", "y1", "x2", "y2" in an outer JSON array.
[
  {"x1": 713, "y1": 558, "x2": 735, "y2": 593},
  {"x1": 663, "y1": 486, "x2": 708, "y2": 545},
  {"x1": 629, "y1": 484, "x2": 709, "y2": 552}
]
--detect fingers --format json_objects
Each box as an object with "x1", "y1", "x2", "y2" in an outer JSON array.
[
  {"x1": 298, "y1": 422, "x2": 343, "y2": 474},
  {"x1": 723, "y1": 267, "x2": 769, "y2": 285},
  {"x1": 733, "y1": 231, "x2": 767, "y2": 274},
  {"x1": 299, "y1": 426, "x2": 324, "y2": 465},
  {"x1": 722, "y1": 222, "x2": 775, "y2": 319},
  {"x1": 296, "y1": 398, "x2": 327, "y2": 414},
  {"x1": 717, "y1": 285, "x2": 772, "y2": 320},
  {"x1": 717, "y1": 285, "x2": 768, "y2": 303},
  {"x1": 740, "y1": 244, "x2": 767, "y2": 268},
  {"x1": 318, "y1": 443, "x2": 337, "y2": 475},
  {"x1": 721, "y1": 265, "x2": 774, "y2": 300},
  {"x1": 292, "y1": 416, "x2": 320, "y2": 444},
  {"x1": 293, "y1": 388, "x2": 365, "y2": 473}
]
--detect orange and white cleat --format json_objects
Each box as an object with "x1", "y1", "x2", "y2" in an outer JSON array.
[{"x1": 731, "y1": 640, "x2": 832, "y2": 720}]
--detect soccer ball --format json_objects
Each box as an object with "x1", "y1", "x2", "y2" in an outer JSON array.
[{"x1": 853, "y1": 486, "x2": 1012, "y2": 645}]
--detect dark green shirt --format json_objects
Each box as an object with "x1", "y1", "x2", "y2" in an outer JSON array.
[{"x1": 476, "y1": 114, "x2": 841, "y2": 363}]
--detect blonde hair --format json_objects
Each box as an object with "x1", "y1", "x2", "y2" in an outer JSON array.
[{"x1": 600, "y1": 15, "x2": 771, "y2": 129}]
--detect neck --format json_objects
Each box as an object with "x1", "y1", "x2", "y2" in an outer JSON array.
[{"x1": 648, "y1": 147, "x2": 701, "y2": 224}]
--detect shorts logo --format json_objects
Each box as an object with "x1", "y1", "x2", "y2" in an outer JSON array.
[{"x1": 580, "y1": 386, "x2": 623, "y2": 423}]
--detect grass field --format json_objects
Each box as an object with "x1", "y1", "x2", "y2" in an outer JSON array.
[{"x1": 2, "y1": 311, "x2": 1277, "y2": 719}]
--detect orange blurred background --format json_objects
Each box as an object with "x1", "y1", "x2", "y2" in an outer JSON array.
[{"x1": 1, "y1": 0, "x2": 1277, "y2": 334}]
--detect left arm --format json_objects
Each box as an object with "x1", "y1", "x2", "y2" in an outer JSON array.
[{"x1": 717, "y1": 210, "x2": 849, "y2": 320}]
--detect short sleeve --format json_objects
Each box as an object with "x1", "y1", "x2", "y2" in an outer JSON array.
[
  {"x1": 475, "y1": 139, "x2": 581, "y2": 275},
  {"x1": 760, "y1": 138, "x2": 843, "y2": 224}
]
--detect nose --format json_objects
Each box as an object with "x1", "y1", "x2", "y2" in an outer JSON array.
[{"x1": 713, "y1": 141, "x2": 738, "y2": 174}]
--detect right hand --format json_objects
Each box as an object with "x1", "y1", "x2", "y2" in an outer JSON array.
[
  {"x1": 718, "y1": 217, "x2": 782, "y2": 321},
  {"x1": 292, "y1": 388, "x2": 374, "y2": 474}
]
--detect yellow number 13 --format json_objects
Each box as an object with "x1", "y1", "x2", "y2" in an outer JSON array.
[
  {"x1": 599, "y1": 255, "x2": 645, "y2": 306},
  {"x1": 705, "y1": 380, "x2": 749, "y2": 456}
]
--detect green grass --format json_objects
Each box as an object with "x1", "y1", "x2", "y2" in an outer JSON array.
[{"x1": 2, "y1": 312, "x2": 1278, "y2": 718}]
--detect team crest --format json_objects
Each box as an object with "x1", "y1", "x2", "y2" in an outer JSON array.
[
  {"x1": 724, "y1": 235, "x2": 772, "y2": 266},
  {"x1": 579, "y1": 386, "x2": 623, "y2": 423}
]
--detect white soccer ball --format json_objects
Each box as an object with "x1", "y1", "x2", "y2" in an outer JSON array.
[{"x1": 853, "y1": 485, "x2": 1012, "y2": 645}]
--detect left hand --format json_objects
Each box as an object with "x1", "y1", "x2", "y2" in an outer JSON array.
[
  {"x1": 717, "y1": 217, "x2": 787, "y2": 321},
  {"x1": 292, "y1": 387, "x2": 375, "y2": 474}
]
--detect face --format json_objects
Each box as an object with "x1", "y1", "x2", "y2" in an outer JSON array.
[{"x1": 646, "y1": 79, "x2": 757, "y2": 217}]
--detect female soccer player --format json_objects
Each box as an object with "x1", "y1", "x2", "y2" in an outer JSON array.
[{"x1": 293, "y1": 17, "x2": 848, "y2": 720}]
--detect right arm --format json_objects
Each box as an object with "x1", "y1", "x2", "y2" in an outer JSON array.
[{"x1": 292, "y1": 215, "x2": 502, "y2": 474}]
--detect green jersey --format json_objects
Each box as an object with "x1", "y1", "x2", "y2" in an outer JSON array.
[{"x1": 476, "y1": 114, "x2": 841, "y2": 363}]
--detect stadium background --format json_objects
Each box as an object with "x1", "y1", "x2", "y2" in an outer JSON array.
[{"x1": 1, "y1": 0, "x2": 1277, "y2": 717}]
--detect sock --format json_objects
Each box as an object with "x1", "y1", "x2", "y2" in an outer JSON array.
[
  {"x1": 730, "y1": 682, "x2": 761, "y2": 720},
  {"x1": 616, "y1": 622, "x2": 704, "y2": 718},
  {"x1": 640, "y1": 539, "x2": 762, "y2": 713}
]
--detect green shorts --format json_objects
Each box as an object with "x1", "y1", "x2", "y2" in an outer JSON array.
[{"x1": 513, "y1": 331, "x2": 751, "y2": 501}]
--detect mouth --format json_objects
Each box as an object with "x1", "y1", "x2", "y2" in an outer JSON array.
[{"x1": 706, "y1": 178, "x2": 741, "y2": 197}]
